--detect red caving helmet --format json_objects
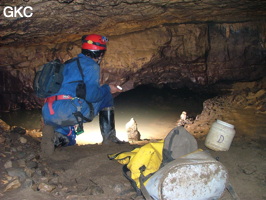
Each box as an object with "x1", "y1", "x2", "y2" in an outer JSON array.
[{"x1": 81, "y1": 34, "x2": 108, "y2": 51}]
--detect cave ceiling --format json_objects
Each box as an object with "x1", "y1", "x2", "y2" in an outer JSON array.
[
  {"x1": 0, "y1": 0, "x2": 266, "y2": 112},
  {"x1": 1, "y1": 0, "x2": 266, "y2": 46}
]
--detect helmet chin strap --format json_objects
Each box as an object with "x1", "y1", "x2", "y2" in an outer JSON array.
[
  {"x1": 96, "y1": 53, "x2": 104, "y2": 64},
  {"x1": 93, "y1": 57, "x2": 102, "y2": 64},
  {"x1": 82, "y1": 49, "x2": 105, "y2": 64},
  {"x1": 97, "y1": 58, "x2": 102, "y2": 64}
]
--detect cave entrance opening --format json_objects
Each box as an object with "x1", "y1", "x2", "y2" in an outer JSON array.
[{"x1": 0, "y1": 84, "x2": 214, "y2": 143}]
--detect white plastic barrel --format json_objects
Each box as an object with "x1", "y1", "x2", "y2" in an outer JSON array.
[
  {"x1": 145, "y1": 150, "x2": 228, "y2": 200},
  {"x1": 205, "y1": 119, "x2": 236, "y2": 151}
]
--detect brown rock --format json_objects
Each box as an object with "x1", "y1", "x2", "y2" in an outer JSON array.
[
  {"x1": 4, "y1": 179, "x2": 21, "y2": 192},
  {"x1": 38, "y1": 182, "x2": 56, "y2": 193},
  {"x1": 0, "y1": 119, "x2": 10, "y2": 131}
]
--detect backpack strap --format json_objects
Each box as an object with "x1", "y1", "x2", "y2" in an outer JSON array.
[
  {"x1": 226, "y1": 182, "x2": 240, "y2": 200},
  {"x1": 122, "y1": 164, "x2": 154, "y2": 200},
  {"x1": 76, "y1": 58, "x2": 85, "y2": 81},
  {"x1": 139, "y1": 166, "x2": 154, "y2": 200},
  {"x1": 45, "y1": 95, "x2": 73, "y2": 115},
  {"x1": 160, "y1": 131, "x2": 177, "y2": 167},
  {"x1": 73, "y1": 111, "x2": 91, "y2": 134},
  {"x1": 67, "y1": 57, "x2": 95, "y2": 134},
  {"x1": 75, "y1": 58, "x2": 94, "y2": 119},
  {"x1": 122, "y1": 165, "x2": 142, "y2": 196}
]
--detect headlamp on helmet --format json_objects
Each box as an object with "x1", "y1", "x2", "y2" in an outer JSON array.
[{"x1": 81, "y1": 34, "x2": 108, "y2": 51}]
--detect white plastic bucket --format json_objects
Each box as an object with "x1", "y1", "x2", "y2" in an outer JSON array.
[
  {"x1": 205, "y1": 119, "x2": 236, "y2": 151},
  {"x1": 145, "y1": 150, "x2": 228, "y2": 200}
]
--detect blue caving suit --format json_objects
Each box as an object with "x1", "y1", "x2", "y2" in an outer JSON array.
[{"x1": 42, "y1": 53, "x2": 113, "y2": 145}]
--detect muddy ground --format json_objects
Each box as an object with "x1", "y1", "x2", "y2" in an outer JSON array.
[
  {"x1": 0, "y1": 80, "x2": 265, "y2": 200},
  {"x1": 0, "y1": 125, "x2": 265, "y2": 200}
]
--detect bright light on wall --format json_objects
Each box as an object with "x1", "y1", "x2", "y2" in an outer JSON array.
[
  {"x1": 75, "y1": 115, "x2": 170, "y2": 145},
  {"x1": 75, "y1": 116, "x2": 129, "y2": 145}
]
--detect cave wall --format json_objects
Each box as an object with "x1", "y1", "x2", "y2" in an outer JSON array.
[{"x1": 0, "y1": 21, "x2": 265, "y2": 111}]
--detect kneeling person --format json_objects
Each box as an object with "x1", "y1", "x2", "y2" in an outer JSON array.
[{"x1": 41, "y1": 34, "x2": 123, "y2": 155}]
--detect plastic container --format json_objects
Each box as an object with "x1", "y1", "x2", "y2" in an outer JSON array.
[
  {"x1": 205, "y1": 119, "x2": 235, "y2": 151},
  {"x1": 145, "y1": 150, "x2": 228, "y2": 200}
]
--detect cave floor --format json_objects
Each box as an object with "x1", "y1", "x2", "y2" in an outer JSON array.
[
  {"x1": 0, "y1": 85, "x2": 265, "y2": 200},
  {"x1": 0, "y1": 124, "x2": 265, "y2": 200}
]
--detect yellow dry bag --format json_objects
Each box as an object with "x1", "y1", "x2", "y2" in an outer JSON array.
[{"x1": 108, "y1": 140, "x2": 164, "y2": 189}]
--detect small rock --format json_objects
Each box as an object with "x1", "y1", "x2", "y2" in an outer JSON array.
[
  {"x1": 17, "y1": 159, "x2": 26, "y2": 167},
  {"x1": 0, "y1": 119, "x2": 10, "y2": 131},
  {"x1": 38, "y1": 182, "x2": 56, "y2": 193},
  {"x1": 6, "y1": 167, "x2": 27, "y2": 181},
  {"x1": 113, "y1": 183, "x2": 126, "y2": 194},
  {"x1": 35, "y1": 169, "x2": 46, "y2": 176},
  {"x1": 31, "y1": 184, "x2": 38, "y2": 191},
  {"x1": 26, "y1": 161, "x2": 38, "y2": 169},
  {"x1": 27, "y1": 129, "x2": 43, "y2": 138},
  {"x1": 4, "y1": 160, "x2": 12, "y2": 169},
  {"x1": 17, "y1": 152, "x2": 27, "y2": 159},
  {"x1": 4, "y1": 175, "x2": 13, "y2": 182},
  {"x1": 49, "y1": 177, "x2": 60, "y2": 185},
  {"x1": 23, "y1": 178, "x2": 34, "y2": 188},
  {"x1": 24, "y1": 167, "x2": 35, "y2": 177},
  {"x1": 126, "y1": 118, "x2": 141, "y2": 142},
  {"x1": 26, "y1": 153, "x2": 36, "y2": 161},
  {"x1": 17, "y1": 146, "x2": 23, "y2": 151},
  {"x1": 4, "y1": 179, "x2": 21, "y2": 192},
  {"x1": 88, "y1": 185, "x2": 104, "y2": 195},
  {"x1": 19, "y1": 137, "x2": 27, "y2": 144},
  {"x1": 40, "y1": 177, "x2": 49, "y2": 183},
  {"x1": 1, "y1": 178, "x2": 9, "y2": 185}
]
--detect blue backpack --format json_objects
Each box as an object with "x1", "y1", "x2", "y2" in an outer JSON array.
[
  {"x1": 33, "y1": 59, "x2": 65, "y2": 98},
  {"x1": 33, "y1": 58, "x2": 87, "y2": 99},
  {"x1": 33, "y1": 58, "x2": 93, "y2": 133}
]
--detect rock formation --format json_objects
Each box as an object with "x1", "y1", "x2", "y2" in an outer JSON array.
[
  {"x1": 125, "y1": 118, "x2": 141, "y2": 142},
  {"x1": 0, "y1": 0, "x2": 265, "y2": 112}
]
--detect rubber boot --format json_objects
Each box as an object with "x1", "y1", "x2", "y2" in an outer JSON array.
[
  {"x1": 54, "y1": 132, "x2": 70, "y2": 147},
  {"x1": 99, "y1": 107, "x2": 124, "y2": 144}
]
